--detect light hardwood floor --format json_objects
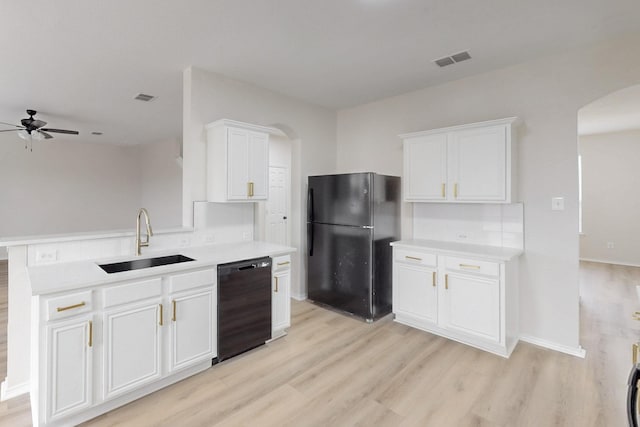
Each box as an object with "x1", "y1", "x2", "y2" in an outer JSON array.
[{"x1": 0, "y1": 260, "x2": 636, "y2": 426}]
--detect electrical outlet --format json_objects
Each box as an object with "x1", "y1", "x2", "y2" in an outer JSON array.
[
  {"x1": 551, "y1": 197, "x2": 565, "y2": 211},
  {"x1": 607, "y1": 242, "x2": 615, "y2": 249},
  {"x1": 179, "y1": 237, "x2": 191, "y2": 248},
  {"x1": 36, "y1": 249, "x2": 57, "y2": 264},
  {"x1": 204, "y1": 233, "x2": 216, "y2": 244},
  {"x1": 243, "y1": 231, "x2": 252, "y2": 241},
  {"x1": 456, "y1": 232, "x2": 469, "y2": 241}
]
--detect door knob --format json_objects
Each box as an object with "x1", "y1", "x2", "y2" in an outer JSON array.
[{"x1": 283, "y1": 216, "x2": 287, "y2": 220}]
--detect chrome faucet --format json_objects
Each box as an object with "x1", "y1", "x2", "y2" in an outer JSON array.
[{"x1": 136, "y1": 208, "x2": 153, "y2": 255}]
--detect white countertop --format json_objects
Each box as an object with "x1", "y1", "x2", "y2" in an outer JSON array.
[
  {"x1": 28, "y1": 241, "x2": 296, "y2": 295},
  {"x1": 0, "y1": 227, "x2": 194, "y2": 247},
  {"x1": 390, "y1": 239, "x2": 523, "y2": 261}
]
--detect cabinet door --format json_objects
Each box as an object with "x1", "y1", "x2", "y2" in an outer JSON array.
[
  {"x1": 403, "y1": 134, "x2": 448, "y2": 201},
  {"x1": 103, "y1": 301, "x2": 162, "y2": 400},
  {"x1": 272, "y1": 269, "x2": 291, "y2": 334},
  {"x1": 449, "y1": 126, "x2": 507, "y2": 201},
  {"x1": 227, "y1": 127, "x2": 250, "y2": 200},
  {"x1": 169, "y1": 288, "x2": 215, "y2": 372},
  {"x1": 442, "y1": 273, "x2": 500, "y2": 342},
  {"x1": 393, "y1": 263, "x2": 438, "y2": 324},
  {"x1": 46, "y1": 315, "x2": 93, "y2": 422},
  {"x1": 248, "y1": 131, "x2": 269, "y2": 200}
]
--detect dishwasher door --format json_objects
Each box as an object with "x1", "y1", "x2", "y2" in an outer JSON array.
[{"x1": 218, "y1": 257, "x2": 272, "y2": 362}]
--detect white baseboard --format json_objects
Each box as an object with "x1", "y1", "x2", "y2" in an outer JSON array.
[
  {"x1": 519, "y1": 335, "x2": 586, "y2": 358},
  {"x1": 580, "y1": 257, "x2": 640, "y2": 268},
  {"x1": 291, "y1": 292, "x2": 307, "y2": 301},
  {"x1": 1, "y1": 378, "x2": 29, "y2": 401}
]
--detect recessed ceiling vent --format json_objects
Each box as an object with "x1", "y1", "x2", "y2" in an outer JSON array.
[
  {"x1": 134, "y1": 93, "x2": 156, "y2": 102},
  {"x1": 434, "y1": 51, "x2": 472, "y2": 68}
]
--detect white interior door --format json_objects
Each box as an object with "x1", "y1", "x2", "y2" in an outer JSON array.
[{"x1": 266, "y1": 166, "x2": 289, "y2": 245}]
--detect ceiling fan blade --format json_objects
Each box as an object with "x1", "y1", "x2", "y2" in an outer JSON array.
[
  {"x1": 30, "y1": 119, "x2": 47, "y2": 129},
  {"x1": 41, "y1": 128, "x2": 79, "y2": 135},
  {"x1": 39, "y1": 131, "x2": 53, "y2": 139},
  {"x1": 0, "y1": 129, "x2": 21, "y2": 132},
  {"x1": 0, "y1": 121, "x2": 23, "y2": 128}
]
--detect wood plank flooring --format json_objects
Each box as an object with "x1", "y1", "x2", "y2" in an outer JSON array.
[{"x1": 0, "y1": 260, "x2": 636, "y2": 426}]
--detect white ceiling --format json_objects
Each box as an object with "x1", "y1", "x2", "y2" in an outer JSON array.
[
  {"x1": 579, "y1": 85, "x2": 640, "y2": 135},
  {"x1": 1, "y1": 0, "x2": 639, "y2": 146}
]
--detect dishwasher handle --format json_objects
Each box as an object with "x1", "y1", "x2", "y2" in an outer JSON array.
[{"x1": 218, "y1": 258, "x2": 272, "y2": 275}]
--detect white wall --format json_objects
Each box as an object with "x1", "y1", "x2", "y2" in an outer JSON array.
[
  {"x1": 182, "y1": 67, "x2": 337, "y2": 299},
  {"x1": 138, "y1": 139, "x2": 183, "y2": 229},
  {"x1": 0, "y1": 137, "x2": 140, "y2": 237},
  {"x1": 0, "y1": 137, "x2": 183, "y2": 247},
  {"x1": 336, "y1": 34, "x2": 640, "y2": 352},
  {"x1": 579, "y1": 130, "x2": 640, "y2": 266}
]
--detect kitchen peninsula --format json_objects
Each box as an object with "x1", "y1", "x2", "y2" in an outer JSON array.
[{"x1": 1, "y1": 228, "x2": 295, "y2": 426}]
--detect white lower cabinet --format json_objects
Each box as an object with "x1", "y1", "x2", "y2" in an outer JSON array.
[
  {"x1": 32, "y1": 268, "x2": 217, "y2": 427},
  {"x1": 393, "y1": 262, "x2": 438, "y2": 324},
  {"x1": 169, "y1": 288, "x2": 215, "y2": 372},
  {"x1": 103, "y1": 300, "x2": 163, "y2": 399},
  {"x1": 45, "y1": 314, "x2": 93, "y2": 423},
  {"x1": 392, "y1": 246, "x2": 518, "y2": 357},
  {"x1": 271, "y1": 255, "x2": 291, "y2": 338},
  {"x1": 442, "y1": 273, "x2": 500, "y2": 342}
]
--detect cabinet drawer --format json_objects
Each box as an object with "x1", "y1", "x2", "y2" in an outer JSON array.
[
  {"x1": 168, "y1": 269, "x2": 216, "y2": 294},
  {"x1": 46, "y1": 290, "x2": 93, "y2": 321},
  {"x1": 272, "y1": 255, "x2": 291, "y2": 272},
  {"x1": 394, "y1": 249, "x2": 437, "y2": 267},
  {"x1": 445, "y1": 256, "x2": 499, "y2": 277},
  {"x1": 103, "y1": 278, "x2": 162, "y2": 308}
]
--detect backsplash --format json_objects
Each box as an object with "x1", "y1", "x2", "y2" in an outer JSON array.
[
  {"x1": 193, "y1": 202, "x2": 254, "y2": 243},
  {"x1": 412, "y1": 203, "x2": 523, "y2": 249}
]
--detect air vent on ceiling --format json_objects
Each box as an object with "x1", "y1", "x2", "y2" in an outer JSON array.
[
  {"x1": 134, "y1": 93, "x2": 156, "y2": 102},
  {"x1": 91, "y1": 131, "x2": 103, "y2": 135},
  {"x1": 434, "y1": 51, "x2": 472, "y2": 68}
]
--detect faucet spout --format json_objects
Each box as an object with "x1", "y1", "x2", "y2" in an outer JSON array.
[{"x1": 136, "y1": 208, "x2": 153, "y2": 256}]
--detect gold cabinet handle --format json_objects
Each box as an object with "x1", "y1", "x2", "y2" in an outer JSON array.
[
  {"x1": 405, "y1": 256, "x2": 422, "y2": 261},
  {"x1": 57, "y1": 301, "x2": 86, "y2": 312},
  {"x1": 275, "y1": 276, "x2": 279, "y2": 293},
  {"x1": 634, "y1": 343, "x2": 638, "y2": 364},
  {"x1": 459, "y1": 264, "x2": 481, "y2": 270},
  {"x1": 441, "y1": 183, "x2": 445, "y2": 198},
  {"x1": 159, "y1": 304, "x2": 163, "y2": 326},
  {"x1": 454, "y1": 183, "x2": 458, "y2": 198},
  {"x1": 247, "y1": 182, "x2": 255, "y2": 197},
  {"x1": 88, "y1": 320, "x2": 93, "y2": 347},
  {"x1": 445, "y1": 274, "x2": 449, "y2": 290},
  {"x1": 277, "y1": 261, "x2": 290, "y2": 266},
  {"x1": 172, "y1": 300, "x2": 177, "y2": 322},
  {"x1": 432, "y1": 271, "x2": 436, "y2": 287}
]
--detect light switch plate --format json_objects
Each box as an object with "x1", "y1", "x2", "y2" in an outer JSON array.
[{"x1": 551, "y1": 197, "x2": 565, "y2": 211}]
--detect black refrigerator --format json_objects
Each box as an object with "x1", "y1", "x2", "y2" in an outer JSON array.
[{"x1": 307, "y1": 172, "x2": 400, "y2": 322}]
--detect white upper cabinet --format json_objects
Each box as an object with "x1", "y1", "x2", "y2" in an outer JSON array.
[
  {"x1": 206, "y1": 119, "x2": 277, "y2": 202},
  {"x1": 401, "y1": 117, "x2": 519, "y2": 203},
  {"x1": 403, "y1": 134, "x2": 448, "y2": 201}
]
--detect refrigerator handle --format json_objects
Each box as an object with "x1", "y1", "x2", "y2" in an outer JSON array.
[
  {"x1": 308, "y1": 223, "x2": 314, "y2": 257},
  {"x1": 307, "y1": 188, "x2": 314, "y2": 222}
]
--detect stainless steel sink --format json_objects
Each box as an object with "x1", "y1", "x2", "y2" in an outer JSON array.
[{"x1": 98, "y1": 254, "x2": 195, "y2": 274}]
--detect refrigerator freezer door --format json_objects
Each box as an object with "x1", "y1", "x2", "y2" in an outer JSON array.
[
  {"x1": 308, "y1": 173, "x2": 372, "y2": 227},
  {"x1": 307, "y1": 223, "x2": 373, "y2": 319}
]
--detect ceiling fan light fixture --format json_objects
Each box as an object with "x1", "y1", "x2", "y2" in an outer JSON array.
[
  {"x1": 32, "y1": 130, "x2": 45, "y2": 141},
  {"x1": 17, "y1": 130, "x2": 30, "y2": 140}
]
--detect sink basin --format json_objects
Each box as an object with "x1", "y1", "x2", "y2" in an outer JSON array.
[{"x1": 99, "y1": 254, "x2": 195, "y2": 274}]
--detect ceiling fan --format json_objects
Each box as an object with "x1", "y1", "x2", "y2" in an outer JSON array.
[{"x1": 0, "y1": 109, "x2": 79, "y2": 150}]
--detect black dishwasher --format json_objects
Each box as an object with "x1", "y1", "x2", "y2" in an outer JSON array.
[{"x1": 217, "y1": 257, "x2": 272, "y2": 362}]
